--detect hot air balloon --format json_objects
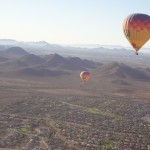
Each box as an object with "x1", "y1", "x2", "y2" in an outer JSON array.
[
  {"x1": 123, "y1": 13, "x2": 150, "y2": 55},
  {"x1": 80, "y1": 71, "x2": 90, "y2": 83}
]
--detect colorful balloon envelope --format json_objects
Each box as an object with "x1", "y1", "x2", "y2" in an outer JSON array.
[
  {"x1": 80, "y1": 71, "x2": 90, "y2": 83},
  {"x1": 123, "y1": 13, "x2": 150, "y2": 55}
]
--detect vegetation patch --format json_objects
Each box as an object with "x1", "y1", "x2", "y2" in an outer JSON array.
[
  {"x1": 19, "y1": 127, "x2": 29, "y2": 134},
  {"x1": 85, "y1": 108, "x2": 100, "y2": 114},
  {"x1": 99, "y1": 139, "x2": 115, "y2": 149},
  {"x1": 85, "y1": 108, "x2": 116, "y2": 118}
]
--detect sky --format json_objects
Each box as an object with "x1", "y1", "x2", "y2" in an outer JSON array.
[{"x1": 0, "y1": 0, "x2": 150, "y2": 47}]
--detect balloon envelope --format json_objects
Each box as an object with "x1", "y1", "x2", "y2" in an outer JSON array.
[
  {"x1": 123, "y1": 13, "x2": 150, "y2": 54},
  {"x1": 80, "y1": 71, "x2": 90, "y2": 82}
]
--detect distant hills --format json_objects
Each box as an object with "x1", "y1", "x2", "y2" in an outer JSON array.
[
  {"x1": 0, "y1": 39, "x2": 64, "y2": 53},
  {"x1": 0, "y1": 47, "x2": 29, "y2": 58},
  {"x1": 0, "y1": 46, "x2": 149, "y2": 82},
  {"x1": 0, "y1": 39, "x2": 150, "y2": 69},
  {"x1": 21, "y1": 54, "x2": 45, "y2": 66},
  {"x1": 44, "y1": 54, "x2": 97, "y2": 70},
  {"x1": 0, "y1": 46, "x2": 98, "y2": 77},
  {"x1": 98, "y1": 62, "x2": 150, "y2": 80}
]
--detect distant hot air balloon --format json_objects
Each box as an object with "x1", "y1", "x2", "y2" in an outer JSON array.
[
  {"x1": 123, "y1": 13, "x2": 150, "y2": 55},
  {"x1": 80, "y1": 71, "x2": 90, "y2": 83}
]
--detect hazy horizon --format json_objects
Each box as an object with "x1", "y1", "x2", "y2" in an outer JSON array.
[{"x1": 0, "y1": 38, "x2": 150, "y2": 54}]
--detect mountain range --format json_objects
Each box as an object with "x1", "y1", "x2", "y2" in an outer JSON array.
[
  {"x1": 0, "y1": 39, "x2": 150, "y2": 70},
  {"x1": 0, "y1": 46, "x2": 149, "y2": 82},
  {"x1": 0, "y1": 46, "x2": 99, "y2": 76}
]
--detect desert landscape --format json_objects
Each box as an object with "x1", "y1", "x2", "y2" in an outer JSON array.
[
  {"x1": 0, "y1": 45, "x2": 150, "y2": 150},
  {"x1": 1, "y1": 0, "x2": 150, "y2": 149}
]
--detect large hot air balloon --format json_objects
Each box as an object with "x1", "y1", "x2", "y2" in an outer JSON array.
[
  {"x1": 80, "y1": 71, "x2": 90, "y2": 83},
  {"x1": 123, "y1": 13, "x2": 150, "y2": 55}
]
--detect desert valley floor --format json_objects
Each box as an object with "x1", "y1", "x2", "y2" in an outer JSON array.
[{"x1": 0, "y1": 74, "x2": 150, "y2": 150}]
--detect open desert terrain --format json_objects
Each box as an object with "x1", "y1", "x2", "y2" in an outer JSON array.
[{"x1": 0, "y1": 47, "x2": 150, "y2": 150}]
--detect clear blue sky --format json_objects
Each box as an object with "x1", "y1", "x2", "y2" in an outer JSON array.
[{"x1": 0, "y1": 0, "x2": 150, "y2": 47}]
